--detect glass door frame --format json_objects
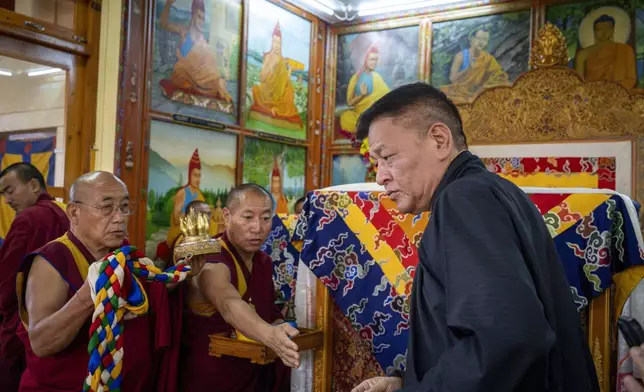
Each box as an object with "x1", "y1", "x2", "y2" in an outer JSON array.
[{"x1": 0, "y1": 1, "x2": 101, "y2": 201}]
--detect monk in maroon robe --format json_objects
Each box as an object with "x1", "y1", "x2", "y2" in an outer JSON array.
[
  {"x1": 0, "y1": 163, "x2": 69, "y2": 392},
  {"x1": 178, "y1": 183, "x2": 299, "y2": 392},
  {"x1": 15, "y1": 171, "x2": 174, "y2": 392}
]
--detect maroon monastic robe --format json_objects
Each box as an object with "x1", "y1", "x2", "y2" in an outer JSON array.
[
  {"x1": 178, "y1": 232, "x2": 290, "y2": 392},
  {"x1": 0, "y1": 193, "x2": 69, "y2": 392},
  {"x1": 16, "y1": 231, "x2": 173, "y2": 392}
]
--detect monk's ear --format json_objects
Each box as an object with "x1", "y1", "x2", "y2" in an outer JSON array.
[
  {"x1": 27, "y1": 178, "x2": 40, "y2": 194},
  {"x1": 222, "y1": 207, "x2": 231, "y2": 229},
  {"x1": 429, "y1": 123, "x2": 453, "y2": 161},
  {"x1": 66, "y1": 202, "x2": 79, "y2": 224}
]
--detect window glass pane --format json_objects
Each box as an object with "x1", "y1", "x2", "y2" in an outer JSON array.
[{"x1": 0, "y1": 55, "x2": 66, "y2": 187}]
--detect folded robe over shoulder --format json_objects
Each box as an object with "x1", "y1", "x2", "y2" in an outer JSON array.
[
  {"x1": 178, "y1": 232, "x2": 290, "y2": 392},
  {"x1": 16, "y1": 231, "x2": 172, "y2": 392}
]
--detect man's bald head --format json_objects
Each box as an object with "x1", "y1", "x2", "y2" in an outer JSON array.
[
  {"x1": 69, "y1": 171, "x2": 127, "y2": 202},
  {"x1": 223, "y1": 183, "x2": 274, "y2": 255},
  {"x1": 67, "y1": 171, "x2": 130, "y2": 251},
  {"x1": 225, "y1": 183, "x2": 274, "y2": 213},
  {"x1": 186, "y1": 199, "x2": 211, "y2": 217}
]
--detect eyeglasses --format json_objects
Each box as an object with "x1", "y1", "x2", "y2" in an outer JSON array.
[{"x1": 73, "y1": 201, "x2": 135, "y2": 217}]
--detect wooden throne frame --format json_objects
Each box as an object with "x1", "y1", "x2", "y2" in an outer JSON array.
[{"x1": 457, "y1": 23, "x2": 644, "y2": 392}]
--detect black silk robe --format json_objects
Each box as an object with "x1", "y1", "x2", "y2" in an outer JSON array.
[{"x1": 398, "y1": 151, "x2": 599, "y2": 391}]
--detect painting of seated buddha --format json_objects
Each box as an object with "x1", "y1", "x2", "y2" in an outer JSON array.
[
  {"x1": 245, "y1": 0, "x2": 311, "y2": 140},
  {"x1": 248, "y1": 22, "x2": 304, "y2": 132}
]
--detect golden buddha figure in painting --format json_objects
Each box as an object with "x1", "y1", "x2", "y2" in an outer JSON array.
[
  {"x1": 574, "y1": 11, "x2": 636, "y2": 90},
  {"x1": 249, "y1": 22, "x2": 304, "y2": 131}
]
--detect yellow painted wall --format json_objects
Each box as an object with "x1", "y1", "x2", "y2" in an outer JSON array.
[{"x1": 94, "y1": 0, "x2": 122, "y2": 172}]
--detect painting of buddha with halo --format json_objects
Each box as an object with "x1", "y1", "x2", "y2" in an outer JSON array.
[
  {"x1": 152, "y1": 0, "x2": 242, "y2": 125},
  {"x1": 245, "y1": 0, "x2": 311, "y2": 140},
  {"x1": 547, "y1": 1, "x2": 641, "y2": 90}
]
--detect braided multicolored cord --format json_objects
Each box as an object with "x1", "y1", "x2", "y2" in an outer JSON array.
[{"x1": 83, "y1": 245, "x2": 190, "y2": 392}]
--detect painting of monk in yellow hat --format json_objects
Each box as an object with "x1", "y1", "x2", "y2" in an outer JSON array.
[
  {"x1": 547, "y1": 2, "x2": 640, "y2": 90},
  {"x1": 152, "y1": 0, "x2": 242, "y2": 125},
  {"x1": 245, "y1": 0, "x2": 311, "y2": 140},
  {"x1": 430, "y1": 10, "x2": 530, "y2": 105}
]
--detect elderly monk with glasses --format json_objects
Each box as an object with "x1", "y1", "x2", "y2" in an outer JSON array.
[{"x1": 15, "y1": 171, "x2": 176, "y2": 392}]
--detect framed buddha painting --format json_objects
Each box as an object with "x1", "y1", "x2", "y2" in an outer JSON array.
[
  {"x1": 245, "y1": 0, "x2": 312, "y2": 140},
  {"x1": 145, "y1": 120, "x2": 237, "y2": 262},
  {"x1": 546, "y1": 0, "x2": 644, "y2": 89},
  {"x1": 242, "y1": 137, "x2": 306, "y2": 214},
  {"x1": 151, "y1": 0, "x2": 242, "y2": 125},
  {"x1": 333, "y1": 25, "x2": 420, "y2": 142},
  {"x1": 430, "y1": 8, "x2": 531, "y2": 105}
]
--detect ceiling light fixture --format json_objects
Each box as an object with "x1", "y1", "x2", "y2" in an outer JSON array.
[
  {"x1": 357, "y1": 0, "x2": 462, "y2": 16},
  {"x1": 27, "y1": 68, "x2": 63, "y2": 77},
  {"x1": 0, "y1": 70, "x2": 12, "y2": 76}
]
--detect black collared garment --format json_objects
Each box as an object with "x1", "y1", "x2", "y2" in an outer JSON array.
[{"x1": 398, "y1": 151, "x2": 599, "y2": 392}]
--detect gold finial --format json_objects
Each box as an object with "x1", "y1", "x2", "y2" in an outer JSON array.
[
  {"x1": 529, "y1": 22, "x2": 569, "y2": 69},
  {"x1": 180, "y1": 208, "x2": 210, "y2": 242},
  {"x1": 174, "y1": 207, "x2": 221, "y2": 261}
]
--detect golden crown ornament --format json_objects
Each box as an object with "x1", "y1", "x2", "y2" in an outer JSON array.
[{"x1": 174, "y1": 208, "x2": 221, "y2": 261}]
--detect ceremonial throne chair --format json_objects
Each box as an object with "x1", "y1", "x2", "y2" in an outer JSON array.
[{"x1": 291, "y1": 23, "x2": 644, "y2": 392}]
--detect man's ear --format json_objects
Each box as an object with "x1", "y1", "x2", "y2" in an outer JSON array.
[
  {"x1": 429, "y1": 123, "x2": 453, "y2": 160},
  {"x1": 28, "y1": 178, "x2": 41, "y2": 193},
  {"x1": 66, "y1": 202, "x2": 78, "y2": 224},
  {"x1": 222, "y1": 207, "x2": 231, "y2": 228}
]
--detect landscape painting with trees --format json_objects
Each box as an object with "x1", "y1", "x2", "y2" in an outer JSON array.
[
  {"x1": 146, "y1": 120, "x2": 237, "y2": 259},
  {"x1": 242, "y1": 137, "x2": 306, "y2": 214}
]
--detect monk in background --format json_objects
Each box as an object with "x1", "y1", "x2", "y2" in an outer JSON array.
[
  {"x1": 339, "y1": 45, "x2": 390, "y2": 134},
  {"x1": 0, "y1": 163, "x2": 69, "y2": 392},
  {"x1": 249, "y1": 22, "x2": 303, "y2": 130},
  {"x1": 160, "y1": 0, "x2": 232, "y2": 102},
  {"x1": 16, "y1": 171, "x2": 174, "y2": 392},
  {"x1": 575, "y1": 14, "x2": 636, "y2": 89},
  {"x1": 440, "y1": 27, "x2": 510, "y2": 104},
  {"x1": 179, "y1": 183, "x2": 299, "y2": 392},
  {"x1": 271, "y1": 158, "x2": 289, "y2": 214}
]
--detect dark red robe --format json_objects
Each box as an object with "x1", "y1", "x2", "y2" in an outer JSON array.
[
  {"x1": 0, "y1": 193, "x2": 69, "y2": 392},
  {"x1": 178, "y1": 232, "x2": 290, "y2": 392},
  {"x1": 16, "y1": 231, "x2": 172, "y2": 392}
]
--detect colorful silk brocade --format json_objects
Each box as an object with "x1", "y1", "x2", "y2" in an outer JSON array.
[
  {"x1": 262, "y1": 215, "x2": 300, "y2": 301},
  {"x1": 291, "y1": 156, "x2": 644, "y2": 386}
]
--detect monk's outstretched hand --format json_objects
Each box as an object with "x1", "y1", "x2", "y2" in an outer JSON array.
[
  {"x1": 266, "y1": 323, "x2": 300, "y2": 368},
  {"x1": 351, "y1": 377, "x2": 402, "y2": 392},
  {"x1": 625, "y1": 345, "x2": 644, "y2": 392}
]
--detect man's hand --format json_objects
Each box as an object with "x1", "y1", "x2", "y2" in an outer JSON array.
[
  {"x1": 625, "y1": 345, "x2": 644, "y2": 392},
  {"x1": 182, "y1": 254, "x2": 206, "y2": 277},
  {"x1": 352, "y1": 377, "x2": 402, "y2": 392},
  {"x1": 264, "y1": 323, "x2": 300, "y2": 368}
]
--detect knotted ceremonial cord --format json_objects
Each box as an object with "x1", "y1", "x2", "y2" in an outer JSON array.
[{"x1": 83, "y1": 245, "x2": 190, "y2": 392}]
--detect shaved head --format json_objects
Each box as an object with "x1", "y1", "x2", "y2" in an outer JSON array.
[
  {"x1": 67, "y1": 171, "x2": 130, "y2": 255},
  {"x1": 225, "y1": 183, "x2": 273, "y2": 213},
  {"x1": 69, "y1": 171, "x2": 127, "y2": 202},
  {"x1": 223, "y1": 183, "x2": 274, "y2": 256},
  {"x1": 186, "y1": 199, "x2": 211, "y2": 217}
]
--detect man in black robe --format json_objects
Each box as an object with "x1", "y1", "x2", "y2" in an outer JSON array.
[{"x1": 351, "y1": 82, "x2": 599, "y2": 392}]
